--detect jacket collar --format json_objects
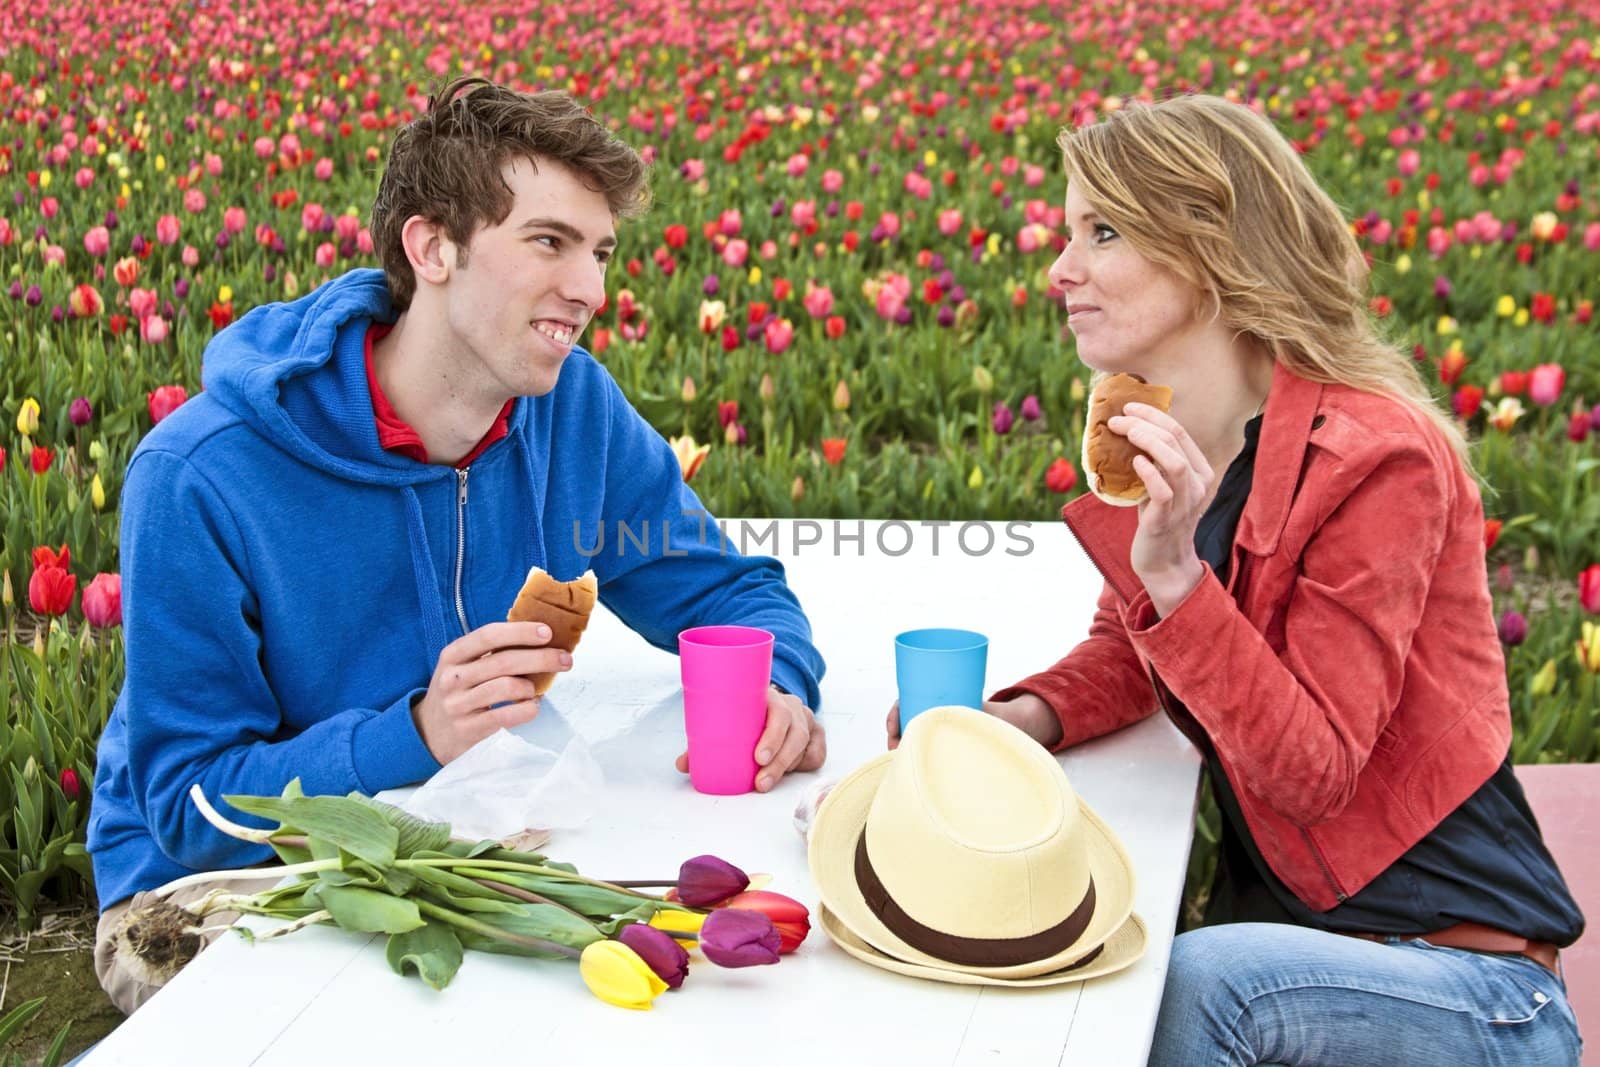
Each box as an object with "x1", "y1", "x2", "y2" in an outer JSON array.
[{"x1": 1062, "y1": 362, "x2": 1325, "y2": 603}]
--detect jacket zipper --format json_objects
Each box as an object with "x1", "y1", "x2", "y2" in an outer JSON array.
[
  {"x1": 1302, "y1": 828, "x2": 1348, "y2": 903},
  {"x1": 453, "y1": 468, "x2": 470, "y2": 636}
]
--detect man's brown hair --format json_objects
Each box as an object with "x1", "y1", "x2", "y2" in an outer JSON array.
[{"x1": 371, "y1": 77, "x2": 651, "y2": 309}]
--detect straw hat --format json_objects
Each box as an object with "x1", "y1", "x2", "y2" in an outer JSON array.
[{"x1": 808, "y1": 707, "x2": 1143, "y2": 983}]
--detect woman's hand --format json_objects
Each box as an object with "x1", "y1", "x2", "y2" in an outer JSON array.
[
  {"x1": 1113, "y1": 402, "x2": 1215, "y2": 616},
  {"x1": 886, "y1": 693, "x2": 1062, "y2": 749}
]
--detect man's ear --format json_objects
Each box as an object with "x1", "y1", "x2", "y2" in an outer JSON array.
[{"x1": 400, "y1": 216, "x2": 454, "y2": 288}]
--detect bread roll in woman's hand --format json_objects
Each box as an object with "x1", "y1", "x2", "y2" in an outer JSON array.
[
  {"x1": 1082, "y1": 373, "x2": 1176, "y2": 506},
  {"x1": 506, "y1": 567, "x2": 598, "y2": 695}
]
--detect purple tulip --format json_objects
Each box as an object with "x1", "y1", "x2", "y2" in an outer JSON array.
[
  {"x1": 51, "y1": 305, "x2": 65, "y2": 322},
  {"x1": 1433, "y1": 276, "x2": 1453, "y2": 299},
  {"x1": 699, "y1": 908, "x2": 781, "y2": 968},
  {"x1": 936, "y1": 305, "x2": 955, "y2": 328},
  {"x1": 24, "y1": 284, "x2": 41, "y2": 306},
  {"x1": 69, "y1": 397, "x2": 93, "y2": 426},
  {"x1": 174, "y1": 278, "x2": 190, "y2": 299},
  {"x1": 617, "y1": 923, "x2": 689, "y2": 989},
  {"x1": 1497, "y1": 610, "x2": 1528, "y2": 647},
  {"x1": 1020, "y1": 395, "x2": 1043, "y2": 422},
  {"x1": 675, "y1": 855, "x2": 749, "y2": 907},
  {"x1": 7, "y1": 280, "x2": 20, "y2": 299},
  {"x1": 130, "y1": 233, "x2": 148, "y2": 255},
  {"x1": 992, "y1": 402, "x2": 1015, "y2": 435},
  {"x1": 702, "y1": 274, "x2": 720, "y2": 296},
  {"x1": 215, "y1": 231, "x2": 230, "y2": 249}
]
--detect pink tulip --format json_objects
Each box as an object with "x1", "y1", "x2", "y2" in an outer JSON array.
[
  {"x1": 128, "y1": 288, "x2": 159, "y2": 320},
  {"x1": 1397, "y1": 149, "x2": 1420, "y2": 177},
  {"x1": 1023, "y1": 163, "x2": 1046, "y2": 187},
  {"x1": 254, "y1": 135, "x2": 276, "y2": 159},
  {"x1": 41, "y1": 196, "x2": 59, "y2": 219},
  {"x1": 181, "y1": 244, "x2": 200, "y2": 267},
  {"x1": 83, "y1": 226, "x2": 110, "y2": 257},
  {"x1": 718, "y1": 209, "x2": 742, "y2": 236},
  {"x1": 183, "y1": 188, "x2": 207, "y2": 214},
  {"x1": 790, "y1": 200, "x2": 816, "y2": 229},
  {"x1": 148, "y1": 384, "x2": 188, "y2": 423},
  {"x1": 938, "y1": 208, "x2": 963, "y2": 236},
  {"x1": 803, "y1": 285, "x2": 834, "y2": 319},
  {"x1": 82, "y1": 573, "x2": 122, "y2": 628},
  {"x1": 205, "y1": 153, "x2": 224, "y2": 176},
  {"x1": 1528, "y1": 363, "x2": 1565, "y2": 406},
  {"x1": 314, "y1": 158, "x2": 334, "y2": 180},
  {"x1": 315, "y1": 242, "x2": 337, "y2": 268},
  {"x1": 785, "y1": 153, "x2": 809, "y2": 178},
  {"x1": 223, "y1": 207, "x2": 247, "y2": 234},
  {"x1": 74, "y1": 167, "x2": 95, "y2": 189},
  {"x1": 821, "y1": 169, "x2": 843, "y2": 194},
  {"x1": 334, "y1": 215, "x2": 361, "y2": 240},
  {"x1": 0, "y1": 218, "x2": 11, "y2": 246},
  {"x1": 722, "y1": 238, "x2": 749, "y2": 267},
  {"x1": 1584, "y1": 222, "x2": 1600, "y2": 252},
  {"x1": 764, "y1": 317, "x2": 795, "y2": 354},
  {"x1": 141, "y1": 315, "x2": 169, "y2": 344}
]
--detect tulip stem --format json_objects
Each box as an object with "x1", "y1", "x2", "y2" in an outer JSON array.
[
  {"x1": 414, "y1": 900, "x2": 583, "y2": 959},
  {"x1": 398, "y1": 857, "x2": 668, "y2": 902},
  {"x1": 468, "y1": 877, "x2": 592, "y2": 924},
  {"x1": 187, "y1": 783, "x2": 309, "y2": 850}
]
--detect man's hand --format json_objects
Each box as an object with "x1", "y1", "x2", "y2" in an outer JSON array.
[
  {"x1": 412, "y1": 621, "x2": 571, "y2": 764},
  {"x1": 886, "y1": 693, "x2": 1061, "y2": 750},
  {"x1": 675, "y1": 685, "x2": 826, "y2": 792}
]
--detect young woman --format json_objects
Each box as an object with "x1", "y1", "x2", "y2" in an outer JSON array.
[{"x1": 890, "y1": 94, "x2": 1583, "y2": 1065}]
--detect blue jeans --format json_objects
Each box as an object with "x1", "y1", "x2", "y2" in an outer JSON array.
[{"x1": 1150, "y1": 923, "x2": 1583, "y2": 1066}]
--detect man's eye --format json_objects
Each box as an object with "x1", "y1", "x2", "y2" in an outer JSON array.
[
  {"x1": 595, "y1": 251, "x2": 612, "y2": 266},
  {"x1": 533, "y1": 235, "x2": 559, "y2": 249}
]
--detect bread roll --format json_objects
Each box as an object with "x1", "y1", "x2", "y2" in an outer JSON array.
[
  {"x1": 1081, "y1": 373, "x2": 1175, "y2": 506},
  {"x1": 506, "y1": 567, "x2": 598, "y2": 695}
]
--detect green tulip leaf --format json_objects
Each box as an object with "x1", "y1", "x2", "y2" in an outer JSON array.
[
  {"x1": 225, "y1": 792, "x2": 398, "y2": 868},
  {"x1": 386, "y1": 921, "x2": 464, "y2": 991},
  {"x1": 347, "y1": 794, "x2": 453, "y2": 857},
  {"x1": 309, "y1": 884, "x2": 426, "y2": 934}
]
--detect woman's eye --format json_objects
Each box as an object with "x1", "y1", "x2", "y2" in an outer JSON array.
[{"x1": 1093, "y1": 224, "x2": 1119, "y2": 244}]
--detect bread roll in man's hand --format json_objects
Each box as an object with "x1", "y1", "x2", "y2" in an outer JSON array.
[
  {"x1": 506, "y1": 567, "x2": 598, "y2": 695},
  {"x1": 1082, "y1": 373, "x2": 1176, "y2": 506}
]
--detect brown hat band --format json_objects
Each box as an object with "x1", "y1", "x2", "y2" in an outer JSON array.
[{"x1": 854, "y1": 832, "x2": 1102, "y2": 969}]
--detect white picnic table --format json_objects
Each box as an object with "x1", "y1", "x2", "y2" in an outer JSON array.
[{"x1": 84, "y1": 519, "x2": 1201, "y2": 1067}]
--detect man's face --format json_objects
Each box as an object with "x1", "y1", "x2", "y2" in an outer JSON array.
[{"x1": 439, "y1": 156, "x2": 615, "y2": 400}]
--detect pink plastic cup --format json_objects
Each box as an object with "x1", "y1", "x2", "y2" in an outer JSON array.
[{"x1": 678, "y1": 625, "x2": 775, "y2": 795}]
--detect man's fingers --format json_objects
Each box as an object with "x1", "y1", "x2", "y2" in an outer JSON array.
[
  {"x1": 441, "y1": 621, "x2": 554, "y2": 664},
  {"x1": 485, "y1": 699, "x2": 541, "y2": 732},
  {"x1": 800, "y1": 720, "x2": 827, "y2": 770},
  {"x1": 753, "y1": 702, "x2": 791, "y2": 766}
]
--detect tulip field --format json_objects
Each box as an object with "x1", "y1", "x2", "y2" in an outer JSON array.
[{"x1": 3, "y1": 0, "x2": 1600, "y2": 1045}]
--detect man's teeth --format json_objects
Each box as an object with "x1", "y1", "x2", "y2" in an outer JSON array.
[{"x1": 534, "y1": 322, "x2": 573, "y2": 345}]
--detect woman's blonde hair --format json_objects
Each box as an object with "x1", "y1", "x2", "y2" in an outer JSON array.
[{"x1": 1056, "y1": 94, "x2": 1468, "y2": 462}]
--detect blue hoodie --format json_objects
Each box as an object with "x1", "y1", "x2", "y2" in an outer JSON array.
[{"x1": 88, "y1": 269, "x2": 824, "y2": 908}]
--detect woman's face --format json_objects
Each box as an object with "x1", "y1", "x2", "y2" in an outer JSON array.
[{"x1": 1047, "y1": 183, "x2": 1207, "y2": 377}]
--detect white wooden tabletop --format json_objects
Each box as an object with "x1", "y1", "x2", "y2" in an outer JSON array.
[{"x1": 85, "y1": 520, "x2": 1200, "y2": 1067}]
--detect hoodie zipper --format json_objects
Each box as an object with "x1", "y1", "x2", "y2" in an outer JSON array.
[{"x1": 453, "y1": 468, "x2": 470, "y2": 636}]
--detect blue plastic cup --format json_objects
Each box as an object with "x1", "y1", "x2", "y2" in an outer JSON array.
[{"x1": 895, "y1": 628, "x2": 989, "y2": 732}]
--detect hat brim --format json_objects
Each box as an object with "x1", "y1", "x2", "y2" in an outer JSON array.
[
  {"x1": 818, "y1": 903, "x2": 1147, "y2": 986},
  {"x1": 808, "y1": 750, "x2": 1138, "y2": 979}
]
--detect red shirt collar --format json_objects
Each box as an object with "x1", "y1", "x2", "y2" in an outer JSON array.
[{"x1": 364, "y1": 323, "x2": 514, "y2": 468}]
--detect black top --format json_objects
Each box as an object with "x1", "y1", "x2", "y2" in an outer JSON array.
[{"x1": 1178, "y1": 414, "x2": 1585, "y2": 945}]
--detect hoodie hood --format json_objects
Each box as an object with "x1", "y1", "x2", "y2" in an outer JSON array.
[{"x1": 201, "y1": 268, "x2": 475, "y2": 486}]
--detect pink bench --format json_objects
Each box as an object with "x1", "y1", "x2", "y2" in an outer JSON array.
[{"x1": 1516, "y1": 762, "x2": 1597, "y2": 1064}]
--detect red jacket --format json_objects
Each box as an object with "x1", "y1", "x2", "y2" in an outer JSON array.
[{"x1": 994, "y1": 363, "x2": 1510, "y2": 910}]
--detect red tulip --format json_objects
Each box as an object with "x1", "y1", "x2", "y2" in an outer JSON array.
[
  {"x1": 32, "y1": 544, "x2": 70, "y2": 570},
  {"x1": 29, "y1": 446, "x2": 55, "y2": 475},
  {"x1": 720, "y1": 890, "x2": 811, "y2": 953},
  {"x1": 821, "y1": 438, "x2": 847, "y2": 466},
  {"x1": 28, "y1": 565, "x2": 76, "y2": 616},
  {"x1": 1580, "y1": 565, "x2": 1600, "y2": 615},
  {"x1": 82, "y1": 573, "x2": 122, "y2": 628},
  {"x1": 60, "y1": 767, "x2": 81, "y2": 802},
  {"x1": 1045, "y1": 458, "x2": 1079, "y2": 494},
  {"x1": 1484, "y1": 519, "x2": 1503, "y2": 552},
  {"x1": 148, "y1": 385, "x2": 189, "y2": 424}
]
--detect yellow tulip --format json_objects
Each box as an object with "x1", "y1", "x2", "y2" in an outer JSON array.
[
  {"x1": 579, "y1": 941, "x2": 667, "y2": 1010},
  {"x1": 1576, "y1": 622, "x2": 1600, "y2": 675},
  {"x1": 831, "y1": 380, "x2": 850, "y2": 412},
  {"x1": 92, "y1": 473, "x2": 106, "y2": 511},
  {"x1": 968, "y1": 465, "x2": 984, "y2": 490},
  {"x1": 1529, "y1": 658, "x2": 1558, "y2": 697},
  {"x1": 667, "y1": 435, "x2": 711, "y2": 481},
  {"x1": 17, "y1": 397, "x2": 40, "y2": 436},
  {"x1": 649, "y1": 906, "x2": 707, "y2": 950},
  {"x1": 1496, "y1": 294, "x2": 1516, "y2": 317}
]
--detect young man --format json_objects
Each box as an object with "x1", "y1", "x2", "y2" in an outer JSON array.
[{"x1": 89, "y1": 78, "x2": 826, "y2": 1012}]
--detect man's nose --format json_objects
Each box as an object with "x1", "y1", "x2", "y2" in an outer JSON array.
[{"x1": 563, "y1": 257, "x2": 607, "y2": 311}]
